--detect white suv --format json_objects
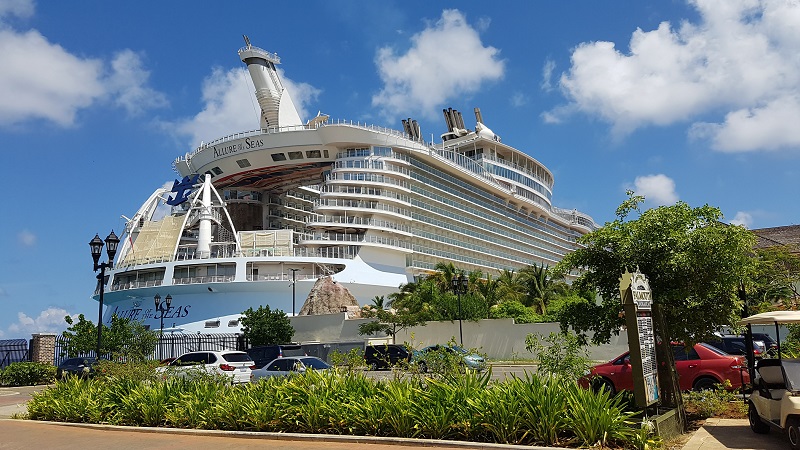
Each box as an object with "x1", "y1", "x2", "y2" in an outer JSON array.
[{"x1": 157, "y1": 350, "x2": 255, "y2": 384}]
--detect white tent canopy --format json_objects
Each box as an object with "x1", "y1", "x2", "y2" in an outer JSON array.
[{"x1": 738, "y1": 311, "x2": 800, "y2": 326}]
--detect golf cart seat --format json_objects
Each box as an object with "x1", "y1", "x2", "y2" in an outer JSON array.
[{"x1": 756, "y1": 358, "x2": 786, "y2": 400}]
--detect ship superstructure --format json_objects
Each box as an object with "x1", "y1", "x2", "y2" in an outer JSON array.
[{"x1": 97, "y1": 38, "x2": 597, "y2": 333}]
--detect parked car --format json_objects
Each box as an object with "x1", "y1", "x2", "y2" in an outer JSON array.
[
  {"x1": 747, "y1": 333, "x2": 779, "y2": 355},
  {"x1": 364, "y1": 344, "x2": 412, "y2": 370},
  {"x1": 56, "y1": 357, "x2": 100, "y2": 379},
  {"x1": 246, "y1": 344, "x2": 305, "y2": 369},
  {"x1": 704, "y1": 336, "x2": 767, "y2": 358},
  {"x1": 250, "y1": 356, "x2": 331, "y2": 381},
  {"x1": 581, "y1": 343, "x2": 750, "y2": 395},
  {"x1": 156, "y1": 350, "x2": 255, "y2": 384},
  {"x1": 414, "y1": 345, "x2": 486, "y2": 372}
]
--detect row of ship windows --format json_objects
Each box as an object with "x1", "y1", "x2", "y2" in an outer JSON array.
[
  {"x1": 485, "y1": 163, "x2": 552, "y2": 201},
  {"x1": 410, "y1": 244, "x2": 551, "y2": 274},
  {"x1": 411, "y1": 156, "x2": 571, "y2": 234},
  {"x1": 413, "y1": 229, "x2": 560, "y2": 266},
  {"x1": 206, "y1": 150, "x2": 331, "y2": 178},
  {"x1": 411, "y1": 214, "x2": 568, "y2": 262},
  {"x1": 410, "y1": 159, "x2": 578, "y2": 243},
  {"x1": 411, "y1": 182, "x2": 574, "y2": 250},
  {"x1": 336, "y1": 146, "x2": 395, "y2": 159},
  {"x1": 328, "y1": 172, "x2": 409, "y2": 189},
  {"x1": 322, "y1": 185, "x2": 410, "y2": 203}
]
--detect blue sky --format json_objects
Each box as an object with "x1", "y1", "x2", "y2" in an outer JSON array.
[{"x1": 1, "y1": 0, "x2": 799, "y2": 339}]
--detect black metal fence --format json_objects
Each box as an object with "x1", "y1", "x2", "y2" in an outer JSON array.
[
  {"x1": 53, "y1": 333, "x2": 246, "y2": 365},
  {"x1": 51, "y1": 334, "x2": 367, "y2": 365},
  {"x1": 0, "y1": 339, "x2": 29, "y2": 369}
]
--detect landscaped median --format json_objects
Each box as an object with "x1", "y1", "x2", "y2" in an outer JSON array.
[{"x1": 23, "y1": 362, "x2": 660, "y2": 449}]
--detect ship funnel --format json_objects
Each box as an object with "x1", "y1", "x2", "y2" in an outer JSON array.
[{"x1": 238, "y1": 36, "x2": 303, "y2": 129}]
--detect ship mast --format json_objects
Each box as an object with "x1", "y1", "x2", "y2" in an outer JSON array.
[{"x1": 238, "y1": 35, "x2": 303, "y2": 128}]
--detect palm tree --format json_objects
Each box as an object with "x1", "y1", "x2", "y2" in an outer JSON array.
[
  {"x1": 432, "y1": 261, "x2": 459, "y2": 293},
  {"x1": 475, "y1": 272, "x2": 500, "y2": 318},
  {"x1": 519, "y1": 263, "x2": 568, "y2": 315},
  {"x1": 496, "y1": 269, "x2": 525, "y2": 303}
]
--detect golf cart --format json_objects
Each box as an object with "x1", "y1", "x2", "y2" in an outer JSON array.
[{"x1": 741, "y1": 311, "x2": 800, "y2": 448}]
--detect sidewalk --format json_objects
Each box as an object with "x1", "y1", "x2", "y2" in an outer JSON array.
[{"x1": 680, "y1": 418, "x2": 785, "y2": 449}]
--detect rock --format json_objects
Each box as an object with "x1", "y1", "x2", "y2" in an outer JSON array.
[{"x1": 298, "y1": 276, "x2": 361, "y2": 317}]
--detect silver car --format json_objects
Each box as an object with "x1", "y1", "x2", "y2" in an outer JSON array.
[{"x1": 250, "y1": 356, "x2": 331, "y2": 381}]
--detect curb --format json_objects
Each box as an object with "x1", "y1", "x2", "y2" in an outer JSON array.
[{"x1": 3, "y1": 419, "x2": 559, "y2": 450}]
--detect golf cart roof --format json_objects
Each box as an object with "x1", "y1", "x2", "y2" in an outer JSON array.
[{"x1": 738, "y1": 311, "x2": 800, "y2": 325}]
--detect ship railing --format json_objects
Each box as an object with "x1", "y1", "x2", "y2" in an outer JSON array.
[
  {"x1": 246, "y1": 272, "x2": 321, "y2": 282},
  {"x1": 552, "y1": 207, "x2": 600, "y2": 230},
  {"x1": 305, "y1": 214, "x2": 411, "y2": 233},
  {"x1": 315, "y1": 199, "x2": 411, "y2": 216},
  {"x1": 174, "y1": 120, "x2": 424, "y2": 168},
  {"x1": 109, "y1": 279, "x2": 163, "y2": 293},
  {"x1": 476, "y1": 154, "x2": 554, "y2": 188},
  {"x1": 326, "y1": 172, "x2": 410, "y2": 189},
  {"x1": 299, "y1": 233, "x2": 411, "y2": 249},
  {"x1": 172, "y1": 275, "x2": 236, "y2": 286},
  {"x1": 431, "y1": 147, "x2": 502, "y2": 187}
]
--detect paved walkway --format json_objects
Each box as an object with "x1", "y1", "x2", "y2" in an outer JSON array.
[{"x1": 680, "y1": 418, "x2": 786, "y2": 449}]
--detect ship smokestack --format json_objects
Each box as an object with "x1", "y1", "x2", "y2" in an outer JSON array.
[{"x1": 238, "y1": 36, "x2": 303, "y2": 129}]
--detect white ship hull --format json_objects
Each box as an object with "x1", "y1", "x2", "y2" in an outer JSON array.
[{"x1": 93, "y1": 39, "x2": 598, "y2": 335}]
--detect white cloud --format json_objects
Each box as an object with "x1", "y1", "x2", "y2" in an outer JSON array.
[
  {"x1": 541, "y1": 59, "x2": 556, "y2": 92},
  {"x1": 106, "y1": 50, "x2": 168, "y2": 116},
  {"x1": 690, "y1": 95, "x2": 800, "y2": 152},
  {"x1": 17, "y1": 229, "x2": 35, "y2": 246},
  {"x1": 0, "y1": 8, "x2": 165, "y2": 128},
  {"x1": 7, "y1": 308, "x2": 76, "y2": 336},
  {"x1": 550, "y1": 0, "x2": 800, "y2": 152},
  {"x1": 628, "y1": 174, "x2": 679, "y2": 206},
  {"x1": 729, "y1": 211, "x2": 753, "y2": 228},
  {"x1": 510, "y1": 92, "x2": 527, "y2": 107},
  {"x1": 168, "y1": 67, "x2": 320, "y2": 149},
  {"x1": 372, "y1": 9, "x2": 505, "y2": 121},
  {"x1": 0, "y1": 0, "x2": 33, "y2": 20}
]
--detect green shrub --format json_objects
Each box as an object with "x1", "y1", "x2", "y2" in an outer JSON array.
[
  {"x1": 93, "y1": 359, "x2": 162, "y2": 382},
  {"x1": 0, "y1": 362, "x2": 55, "y2": 386},
  {"x1": 524, "y1": 331, "x2": 592, "y2": 380},
  {"x1": 683, "y1": 384, "x2": 744, "y2": 419},
  {"x1": 25, "y1": 365, "x2": 651, "y2": 449}
]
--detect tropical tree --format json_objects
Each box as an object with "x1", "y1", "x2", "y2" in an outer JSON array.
[
  {"x1": 555, "y1": 192, "x2": 756, "y2": 413},
  {"x1": 496, "y1": 269, "x2": 525, "y2": 303},
  {"x1": 519, "y1": 263, "x2": 568, "y2": 315},
  {"x1": 240, "y1": 305, "x2": 295, "y2": 346},
  {"x1": 61, "y1": 314, "x2": 157, "y2": 361},
  {"x1": 748, "y1": 245, "x2": 800, "y2": 310},
  {"x1": 358, "y1": 295, "x2": 426, "y2": 344}
]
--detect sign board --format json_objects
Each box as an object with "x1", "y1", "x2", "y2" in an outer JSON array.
[{"x1": 620, "y1": 268, "x2": 659, "y2": 407}]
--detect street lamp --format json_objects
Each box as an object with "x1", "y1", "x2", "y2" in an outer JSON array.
[
  {"x1": 451, "y1": 273, "x2": 468, "y2": 346},
  {"x1": 154, "y1": 293, "x2": 172, "y2": 360},
  {"x1": 89, "y1": 231, "x2": 120, "y2": 358},
  {"x1": 289, "y1": 268, "x2": 300, "y2": 316}
]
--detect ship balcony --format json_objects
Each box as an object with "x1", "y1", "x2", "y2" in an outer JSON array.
[
  {"x1": 172, "y1": 275, "x2": 236, "y2": 285},
  {"x1": 297, "y1": 232, "x2": 412, "y2": 252},
  {"x1": 306, "y1": 215, "x2": 412, "y2": 235},
  {"x1": 314, "y1": 199, "x2": 411, "y2": 218},
  {"x1": 109, "y1": 279, "x2": 163, "y2": 292}
]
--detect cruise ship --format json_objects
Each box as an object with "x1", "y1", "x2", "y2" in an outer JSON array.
[{"x1": 96, "y1": 38, "x2": 598, "y2": 333}]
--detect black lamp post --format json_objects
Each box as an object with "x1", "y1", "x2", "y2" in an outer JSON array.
[
  {"x1": 451, "y1": 273, "x2": 468, "y2": 346},
  {"x1": 289, "y1": 268, "x2": 300, "y2": 316},
  {"x1": 154, "y1": 293, "x2": 172, "y2": 360},
  {"x1": 89, "y1": 231, "x2": 120, "y2": 358}
]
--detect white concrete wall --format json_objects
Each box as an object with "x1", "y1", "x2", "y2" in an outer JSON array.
[{"x1": 289, "y1": 313, "x2": 630, "y2": 362}]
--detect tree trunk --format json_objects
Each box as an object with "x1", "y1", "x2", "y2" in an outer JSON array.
[{"x1": 652, "y1": 303, "x2": 686, "y2": 430}]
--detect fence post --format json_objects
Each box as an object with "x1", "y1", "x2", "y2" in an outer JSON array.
[{"x1": 30, "y1": 333, "x2": 57, "y2": 365}]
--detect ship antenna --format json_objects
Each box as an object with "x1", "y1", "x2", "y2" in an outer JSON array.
[{"x1": 243, "y1": 34, "x2": 251, "y2": 48}]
